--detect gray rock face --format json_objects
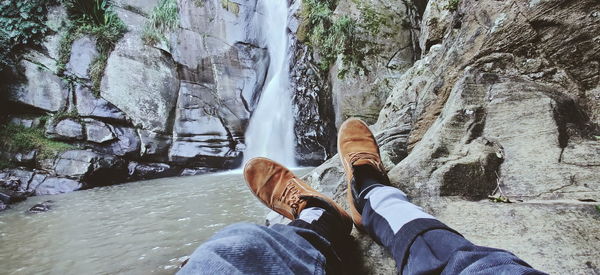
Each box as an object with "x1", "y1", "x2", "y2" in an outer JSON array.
[
  {"x1": 53, "y1": 150, "x2": 128, "y2": 187},
  {"x1": 289, "y1": 38, "x2": 337, "y2": 165},
  {"x1": 127, "y1": 161, "x2": 179, "y2": 181},
  {"x1": 329, "y1": 0, "x2": 416, "y2": 127},
  {"x1": 139, "y1": 130, "x2": 171, "y2": 162},
  {"x1": 84, "y1": 119, "x2": 116, "y2": 144},
  {"x1": 103, "y1": 126, "x2": 140, "y2": 158},
  {"x1": 35, "y1": 177, "x2": 82, "y2": 195},
  {"x1": 112, "y1": 0, "x2": 159, "y2": 15},
  {"x1": 50, "y1": 119, "x2": 84, "y2": 140},
  {"x1": 170, "y1": 112, "x2": 241, "y2": 168},
  {"x1": 303, "y1": 0, "x2": 600, "y2": 273},
  {"x1": 7, "y1": 60, "x2": 67, "y2": 112},
  {"x1": 101, "y1": 32, "x2": 179, "y2": 133},
  {"x1": 9, "y1": 116, "x2": 42, "y2": 128},
  {"x1": 67, "y1": 36, "x2": 99, "y2": 79},
  {"x1": 75, "y1": 85, "x2": 127, "y2": 121},
  {"x1": 166, "y1": 0, "x2": 269, "y2": 168}
]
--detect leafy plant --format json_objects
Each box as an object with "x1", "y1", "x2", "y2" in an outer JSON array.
[
  {"x1": 0, "y1": 0, "x2": 56, "y2": 71},
  {"x1": 142, "y1": 0, "x2": 179, "y2": 45},
  {"x1": 300, "y1": 0, "x2": 380, "y2": 78},
  {"x1": 0, "y1": 123, "x2": 74, "y2": 164},
  {"x1": 59, "y1": 0, "x2": 126, "y2": 95},
  {"x1": 445, "y1": 0, "x2": 460, "y2": 11}
]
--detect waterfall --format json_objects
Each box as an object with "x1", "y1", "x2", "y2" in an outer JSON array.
[{"x1": 243, "y1": 0, "x2": 296, "y2": 167}]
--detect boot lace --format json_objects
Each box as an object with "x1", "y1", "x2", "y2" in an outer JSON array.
[
  {"x1": 278, "y1": 178, "x2": 304, "y2": 216},
  {"x1": 347, "y1": 152, "x2": 382, "y2": 168}
]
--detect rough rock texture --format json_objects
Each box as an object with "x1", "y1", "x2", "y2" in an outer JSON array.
[
  {"x1": 300, "y1": 0, "x2": 600, "y2": 273},
  {"x1": 101, "y1": 32, "x2": 180, "y2": 133},
  {"x1": 47, "y1": 119, "x2": 84, "y2": 141},
  {"x1": 288, "y1": 0, "x2": 337, "y2": 165},
  {"x1": 75, "y1": 85, "x2": 127, "y2": 122},
  {"x1": 67, "y1": 36, "x2": 99, "y2": 79},
  {"x1": 7, "y1": 60, "x2": 67, "y2": 112},
  {"x1": 329, "y1": 0, "x2": 417, "y2": 127}
]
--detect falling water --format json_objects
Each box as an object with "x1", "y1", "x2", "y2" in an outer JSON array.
[{"x1": 243, "y1": 0, "x2": 296, "y2": 167}]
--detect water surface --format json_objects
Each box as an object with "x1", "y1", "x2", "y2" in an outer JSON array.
[{"x1": 0, "y1": 169, "x2": 310, "y2": 274}]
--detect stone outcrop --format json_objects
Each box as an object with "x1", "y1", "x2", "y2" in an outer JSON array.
[
  {"x1": 296, "y1": 0, "x2": 600, "y2": 273},
  {"x1": 101, "y1": 32, "x2": 180, "y2": 133}
]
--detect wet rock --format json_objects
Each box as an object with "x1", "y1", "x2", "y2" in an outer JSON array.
[
  {"x1": 28, "y1": 200, "x2": 53, "y2": 213},
  {"x1": 105, "y1": 126, "x2": 140, "y2": 158},
  {"x1": 0, "y1": 188, "x2": 27, "y2": 204},
  {"x1": 139, "y1": 130, "x2": 171, "y2": 162},
  {"x1": 127, "y1": 161, "x2": 180, "y2": 181},
  {"x1": 84, "y1": 119, "x2": 116, "y2": 144},
  {"x1": 0, "y1": 176, "x2": 22, "y2": 191},
  {"x1": 35, "y1": 177, "x2": 82, "y2": 195},
  {"x1": 4, "y1": 169, "x2": 34, "y2": 192},
  {"x1": 75, "y1": 85, "x2": 127, "y2": 122},
  {"x1": 289, "y1": 43, "x2": 337, "y2": 165},
  {"x1": 53, "y1": 150, "x2": 128, "y2": 187},
  {"x1": 179, "y1": 167, "x2": 218, "y2": 176},
  {"x1": 0, "y1": 201, "x2": 7, "y2": 212},
  {"x1": 66, "y1": 36, "x2": 99, "y2": 79},
  {"x1": 7, "y1": 60, "x2": 67, "y2": 112},
  {"x1": 48, "y1": 119, "x2": 84, "y2": 140},
  {"x1": 170, "y1": 115, "x2": 241, "y2": 168},
  {"x1": 101, "y1": 32, "x2": 179, "y2": 133}
]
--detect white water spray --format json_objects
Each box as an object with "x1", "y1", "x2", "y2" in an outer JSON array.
[{"x1": 243, "y1": 0, "x2": 296, "y2": 166}]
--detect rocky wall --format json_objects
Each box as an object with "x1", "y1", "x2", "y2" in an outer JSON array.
[{"x1": 299, "y1": 0, "x2": 600, "y2": 273}]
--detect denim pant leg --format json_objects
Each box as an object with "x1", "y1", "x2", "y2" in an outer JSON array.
[
  {"x1": 360, "y1": 186, "x2": 547, "y2": 275},
  {"x1": 177, "y1": 222, "x2": 327, "y2": 275}
]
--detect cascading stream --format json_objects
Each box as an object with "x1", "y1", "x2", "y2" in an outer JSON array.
[{"x1": 243, "y1": 0, "x2": 296, "y2": 167}]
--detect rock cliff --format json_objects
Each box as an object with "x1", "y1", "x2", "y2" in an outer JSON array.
[
  {"x1": 296, "y1": 0, "x2": 600, "y2": 273},
  {"x1": 0, "y1": 0, "x2": 336, "y2": 200}
]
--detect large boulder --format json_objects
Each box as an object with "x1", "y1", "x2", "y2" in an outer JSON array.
[
  {"x1": 7, "y1": 60, "x2": 67, "y2": 112},
  {"x1": 35, "y1": 177, "x2": 82, "y2": 195},
  {"x1": 75, "y1": 85, "x2": 128, "y2": 122},
  {"x1": 53, "y1": 150, "x2": 128, "y2": 188},
  {"x1": 47, "y1": 119, "x2": 85, "y2": 141},
  {"x1": 100, "y1": 32, "x2": 179, "y2": 133},
  {"x1": 303, "y1": 0, "x2": 600, "y2": 273}
]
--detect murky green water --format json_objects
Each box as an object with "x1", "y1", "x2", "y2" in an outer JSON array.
[{"x1": 0, "y1": 169, "x2": 310, "y2": 274}]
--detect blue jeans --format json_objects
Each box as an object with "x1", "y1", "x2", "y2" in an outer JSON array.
[{"x1": 178, "y1": 186, "x2": 546, "y2": 275}]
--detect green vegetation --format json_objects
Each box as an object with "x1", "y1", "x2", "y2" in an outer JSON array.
[
  {"x1": 220, "y1": 0, "x2": 240, "y2": 15},
  {"x1": 52, "y1": 109, "x2": 80, "y2": 125},
  {"x1": 59, "y1": 0, "x2": 126, "y2": 95},
  {"x1": 142, "y1": 0, "x2": 179, "y2": 45},
  {"x1": 596, "y1": 205, "x2": 600, "y2": 214},
  {"x1": 0, "y1": 123, "x2": 74, "y2": 164},
  {"x1": 445, "y1": 0, "x2": 460, "y2": 11},
  {"x1": 0, "y1": 0, "x2": 56, "y2": 72},
  {"x1": 300, "y1": 0, "x2": 384, "y2": 78}
]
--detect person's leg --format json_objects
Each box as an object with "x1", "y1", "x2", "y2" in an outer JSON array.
[
  {"x1": 355, "y1": 165, "x2": 546, "y2": 275},
  {"x1": 337, "y1": 118, "x2": 546, "y2": 274},
  {"x1": 179, "y1": 204, "x2": 350, "y2": 274},
  {"x1": 179, "y1": 157, "x2": 354, "y2": 274}
]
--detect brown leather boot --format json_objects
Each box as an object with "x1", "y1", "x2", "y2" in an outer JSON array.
[
  {"x1": 244, "y1": 157, "x2": 353, "y2": 230},
  {"x1": 338, "y1": 118, "x2": 389, "y2": 229}
]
